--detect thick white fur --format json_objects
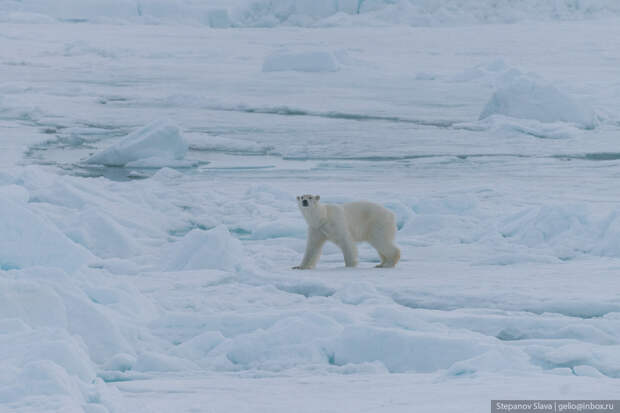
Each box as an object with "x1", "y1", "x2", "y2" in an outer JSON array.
[{"x1": 293, "y1": 194, "x2": 400, "y2": 269}]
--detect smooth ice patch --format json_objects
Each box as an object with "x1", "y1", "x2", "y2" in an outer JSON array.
[{"x1": 262, "y1": 51, "x2": 339, "y2": 72}]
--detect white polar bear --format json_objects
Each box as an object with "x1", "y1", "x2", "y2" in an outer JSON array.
[{"x1": 293, "y1": 194, "x2": 400, "y2": 269}]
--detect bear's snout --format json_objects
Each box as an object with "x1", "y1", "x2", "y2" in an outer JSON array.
[{"x1": 302, "y1": 200, "x2": 309, "y2": 207}]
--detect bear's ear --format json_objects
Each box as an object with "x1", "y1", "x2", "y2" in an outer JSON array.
[
  {"x1": 315, "y1": 195, "x2": 320, "y2": 201},
  {"x1": 296, "y1": 196, "x2": 300, "y2": 200}
]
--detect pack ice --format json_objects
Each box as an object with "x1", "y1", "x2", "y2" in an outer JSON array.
[
  {"x1": 5, "y1": 0, "x2": 620, "y2": 26},
  {"x1": 2, "y1": 4, "x2": 620, "y2": 413}
]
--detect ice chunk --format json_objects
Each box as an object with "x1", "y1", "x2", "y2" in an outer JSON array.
[
  {"x1": 573, "y1": 365, "x2": 605, "y2": 377},
  {"x1": 0, "y1": 184, "x2": 29, "y2": 203},
  {"x1": 170, "y1": 331, "x2": 227, "y2": 361},
  {"x1": 592, "y1": 210, "x2": 620, "y2": 258},
  {"x1": 445, "y1": 348, "x2": 537, "y2": 376},
  {"x1": 535, "y1": 343, "x2": 620, "y2": 378},
  {"x1": 125, "y1": 157, "x2": 197, "y2": 169},
  {"x1": 1, "y1": 268, "x2": 134, "y2": 363},
  {"x1": 480, "y1": 75, "x2": 597, "y2": 128},
  {"x1": 163, "y1": 226, "x2": 244, "y2": 271},
  {"x1": 63, "y1": 209, "x2": 138, "y2": 259},
  {"x1": 219, "y1": 314, "x2": 341, "y2": 370},
  {"x1": 8, "y1": 360, "x2": 84, "y2": 400},
  {"x1": 134, "y1": 351, "x2": 199, "y2": 372},
  {"x1": 0, "y1": 279, "x2": 68, "y2": 328},
  {"x1": 103, "y1": 353, "x2": 136, "y2": 372},
  {"x1": 57, "y1": 288, "x2": 133, "y2": 363},
  {"x1": 0, "y1": 329, "x2": 103, "y2": 409},
  {"x1": 327, "y1": 326, "x2": 491, "y2": 373},
  {"x1": 85, "y1": 120, "x2": 188, "y2": 167},
  {"x1": 0, "y1": 199, "x2": 93, "y2": 272},
  {"x1": 262, "y1": 51, "x2": 339, "y2": 72},
  {"x1": 500, "y1": 204, "x2": 591, "y2": 251}
]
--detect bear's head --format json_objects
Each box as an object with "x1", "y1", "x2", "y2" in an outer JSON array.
[
  {"x1": 296, "y1": 194, "x2": 323, "y2": 225},
  {"x1": 297, "y1": 194, "x2": 320, "y2": 208}
]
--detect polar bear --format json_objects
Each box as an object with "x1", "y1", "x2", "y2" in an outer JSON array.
[{"x1": 293, "y1": 194, "x2": 400, "y2": 269}]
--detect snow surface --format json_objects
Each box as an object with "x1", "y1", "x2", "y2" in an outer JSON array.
[{"x1": 2, "y1": 8, "x2": 620, "y2": 413}]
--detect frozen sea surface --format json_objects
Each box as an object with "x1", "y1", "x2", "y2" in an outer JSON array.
[{"x1": 2, "y1": 17, "x2": 620, "y2": 412}]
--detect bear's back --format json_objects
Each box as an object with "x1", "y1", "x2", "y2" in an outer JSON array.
[{"x1": 343, "y1": 201, "x2": 394, "y2": 242}]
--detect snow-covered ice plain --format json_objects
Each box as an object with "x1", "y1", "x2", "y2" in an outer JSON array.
[{"x1": 3, "y1": 1, "x2": 620, "y2": 412}]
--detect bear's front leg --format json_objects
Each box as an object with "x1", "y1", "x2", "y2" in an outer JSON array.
[
  {"x1": 342, "y1": 242, "x2": 358, "y2": 267},
  {"x1": 293, "y1": 228, "x2": 326, "y2": 269},
  {"x1": 337, "y1": 235, "x2": 358, "y2": 267}
]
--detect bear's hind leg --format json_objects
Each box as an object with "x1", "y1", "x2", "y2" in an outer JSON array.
[
  {"x1": 374, "y1": 243, "x2": 400, "y2": 268},
  {"x1": 369, "y1": 230, "x2": 400, "y2": 268},
  {"x1": 386, "y1": 245, "x2": 401, "y2": 268},
  {"x1": 375, "y1": 252, "x2": 388, "y2": 268}
]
